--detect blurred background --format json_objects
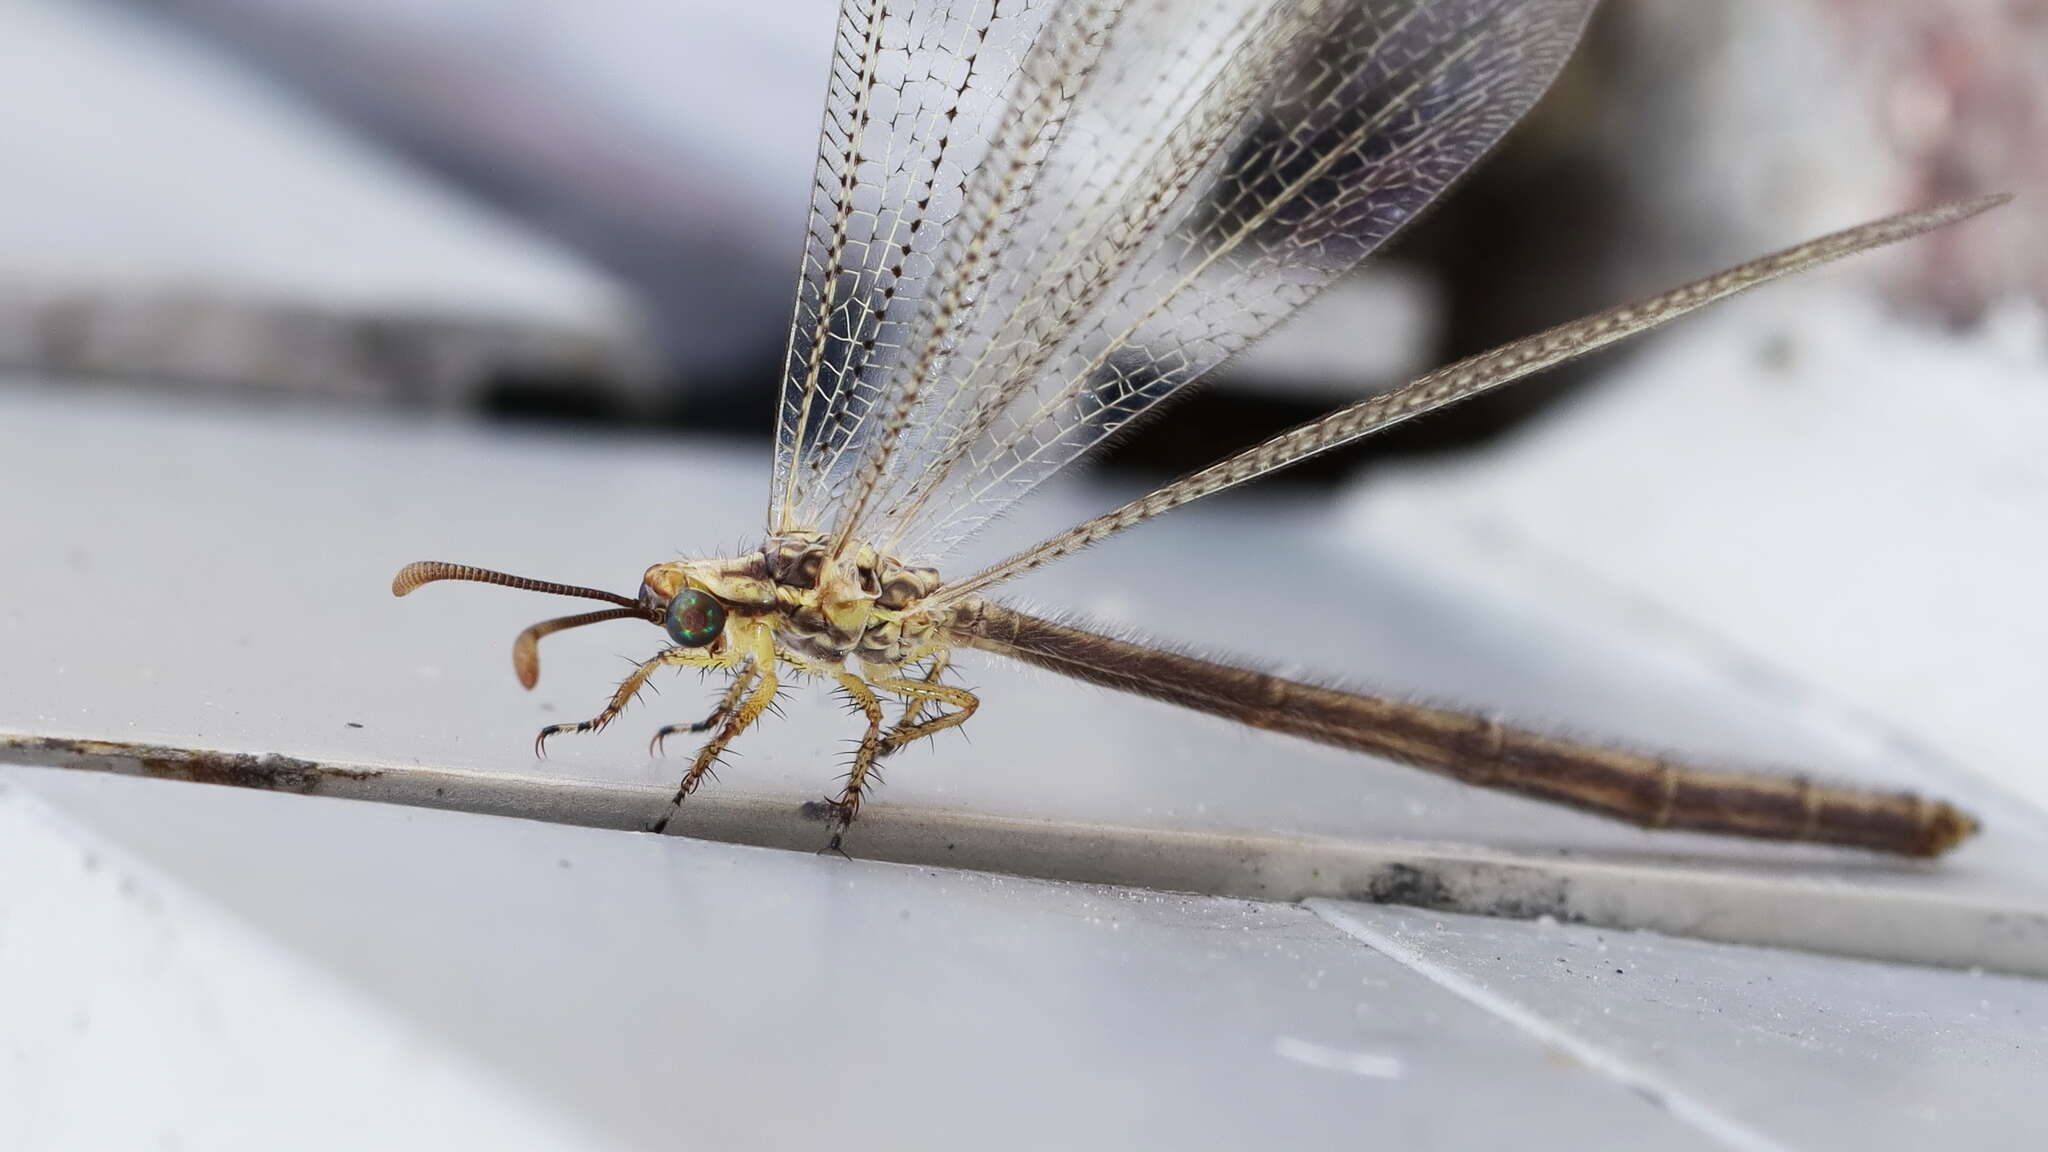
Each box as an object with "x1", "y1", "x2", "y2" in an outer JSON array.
[{"x1": 3, "y1": 0, "x2": 2040, "y2": 455}]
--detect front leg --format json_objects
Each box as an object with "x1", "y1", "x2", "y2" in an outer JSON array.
[{"x1": 535, "y1": 645, "x2": 733, "y2": 757}]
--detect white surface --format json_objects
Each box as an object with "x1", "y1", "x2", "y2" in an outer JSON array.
[
  {"x1": 1, "y1": 776, "x2": 1725, "y2": 1152},
  {"x1": 1313, "y1": 901, "x2": 2048, "y2": 1152},
  {"x1": 11, "y1": 765, "x2": 2046, "y2": 1151},
  {"x1": 0, "y1": 784, "x2": 598, "y2": 1152}
]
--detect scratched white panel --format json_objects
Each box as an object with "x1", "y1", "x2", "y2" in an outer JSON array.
[
  {"x1": 0, "y1": 786, "x2": 603, "y2": 1152},
  {"x1": 1314, "y1": 901, "x2": 2048, "y2": 1152}
]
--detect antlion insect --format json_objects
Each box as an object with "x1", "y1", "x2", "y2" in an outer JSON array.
[{"x1": 396, "y1": 0, "x2": 2000, "y2": 856}]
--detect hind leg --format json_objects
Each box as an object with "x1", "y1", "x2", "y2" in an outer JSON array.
[
  {"x1": 880, "y1": 651, "x2": 952, "y2": 748},
  {"x1": 875, "y1": 673, "x2": 979, "y2": 756},
  {"x1": 817, "y1": 668, "x2": 980, "y2": 854}
]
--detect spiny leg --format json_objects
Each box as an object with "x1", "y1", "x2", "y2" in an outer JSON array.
[
  {"x1": 821, "y1": 671, "x2": 886, "y2": 855},
  {"x1": 650, "y1": 665, "x2": 757, "y2": 755},
  {"x1": 875, "y1": 674, "x2": 979, "y2": 757},
  {"x1": 646, "y1": 667, "x2": 778, "y2": 833},
  {"x1": 817, "y1": 671, "x2": 978, "y2": 853},
  {"x1": 885, "y1": 651, "x2": 952, "y2": 738},
  {"x1": 649, "y1": 628, "x2": 779, "y2": 834},
  {"x1": 535, "y1": 646, "x2": 731, "y2": 756}
]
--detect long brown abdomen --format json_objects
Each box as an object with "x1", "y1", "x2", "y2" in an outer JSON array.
[{"x1": 950, "y1": 600, "x2": 1977, "y2": 857}]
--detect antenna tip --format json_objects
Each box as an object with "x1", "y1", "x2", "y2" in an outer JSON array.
[
  {"x1": 391, "y1": 562, "x2": 432, "y2": 597},
  {"x1": 513, "y1": 634, "x2": 542, "y2": 690}
]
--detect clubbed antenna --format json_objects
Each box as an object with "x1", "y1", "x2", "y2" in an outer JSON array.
[
  {"x1": 392, "y1": 561, "x2": 640, "y2": 607},
  {"x1": 512, "y1": 609, "x2": 648, "y2": 689},
  {"x1": 391, "y1": 561, "x2": 655, "y2": 688}
]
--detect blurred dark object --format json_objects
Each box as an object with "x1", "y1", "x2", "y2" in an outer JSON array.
[
  {"x1": 0, "y1": 0, "x2": 655, "y2": 409},
  {"x1": 0, "y1": 285, "x2": 637, "y2": 408},
  {"x1": 124, "y1": 0, "x2": 833, "y2": 400}
]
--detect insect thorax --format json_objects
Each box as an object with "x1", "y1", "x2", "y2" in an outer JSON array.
[{"x1": 739, "y1": 532, "x2": 944, "y2": 667}]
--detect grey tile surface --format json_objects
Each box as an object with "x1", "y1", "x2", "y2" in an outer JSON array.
[
  {"x1": 1314, "y1": 901, "x2": 2048, "y2": 1152},
  {"x1": 0, "y1": 785, "x2": 597, "y2": 1152},
  {"x1": 4, "y1": 772, "x2": 1720, "y2": 1152}
]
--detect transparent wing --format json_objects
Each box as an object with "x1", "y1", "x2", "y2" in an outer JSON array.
[
  {"x1": 768, "y1": 0, "x2": 1598, "y2": 562},
  {"x1": 769, "y1": 0, "x2": 1068, "y2": 539},
  {"x1": 928, "y1": 195, "x2": 2007, "y2": 604}
]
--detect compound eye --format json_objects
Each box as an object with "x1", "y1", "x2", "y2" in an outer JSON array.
[{"x1": 664, "y1": 588, "x2": 727, "y2": 648}]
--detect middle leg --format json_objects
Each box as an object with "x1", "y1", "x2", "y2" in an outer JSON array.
[{"x1": 650, "y1": 665, "x2": 758, "y2": 756}]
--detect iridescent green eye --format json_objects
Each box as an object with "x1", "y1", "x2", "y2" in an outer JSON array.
[{"x1": 664, "y1": 588, "x2": 726, "y2": 648}]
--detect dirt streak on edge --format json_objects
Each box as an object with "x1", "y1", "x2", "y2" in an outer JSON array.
[{"x1": 0, "y1": 733, "x2": 382, "y2": 793}]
